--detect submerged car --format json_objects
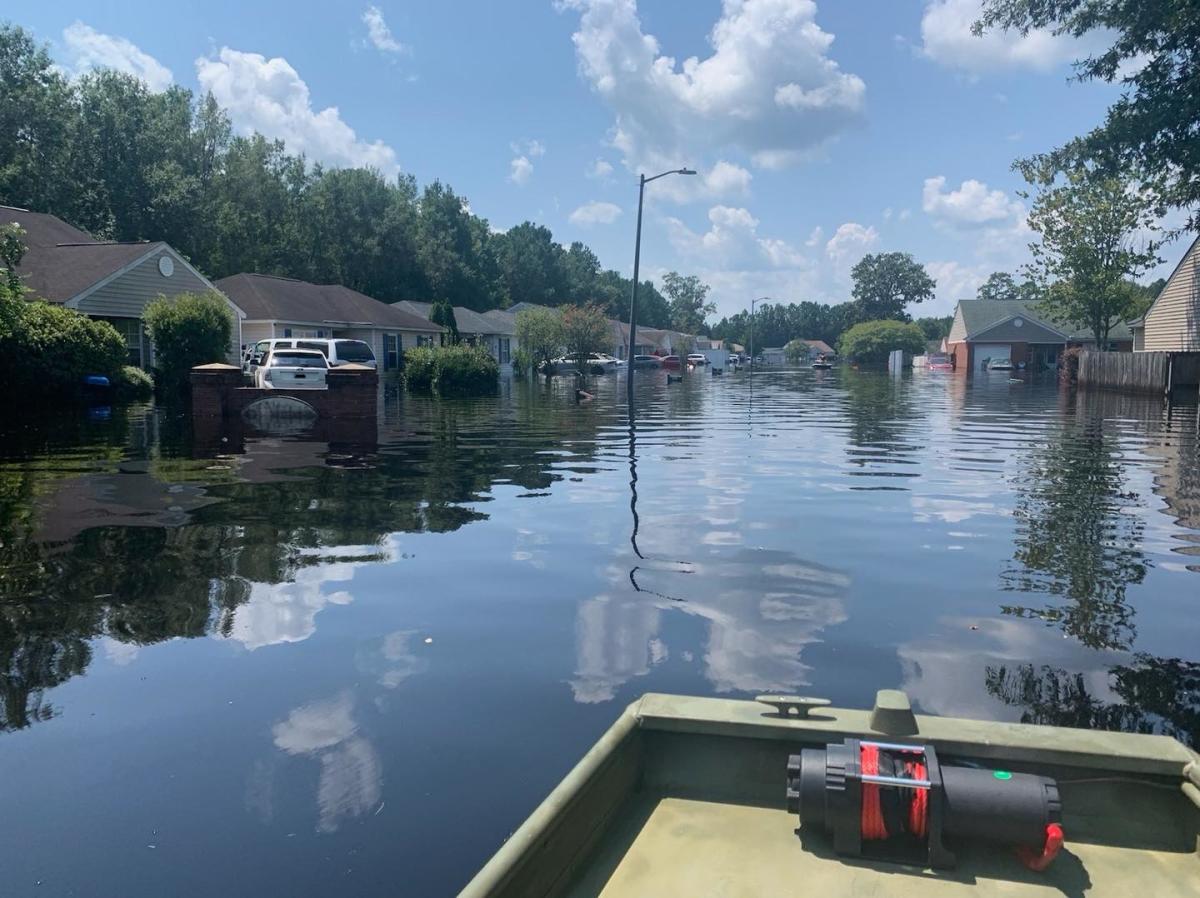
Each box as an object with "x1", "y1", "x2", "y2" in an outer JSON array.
[
  {"x1": 660, "y1": 355, "x2": 681, "y2": 370},
  {"x1": 686, "y1": 353, "x2": 708, "y2": 367},
  {"x1": 987, "y1": 357, "x2": 1016, "y2": 372},
  {"x1": 256, "y1": 349, "x2": 329, "y2": 389},
  {"x1": 544, "y1": 353, "x2": 620, "y2": 375},
  {"x1": 632, "y1": 354, "x2": 662, "y2": 369}
]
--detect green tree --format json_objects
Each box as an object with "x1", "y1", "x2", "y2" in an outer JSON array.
[
  {"x1": 915, "y1": 315, "x2": 953, "y2": 341},
  {"x1": 494, "y1": 222, "x2": 565, "y2": 307},
  {"x1": 977, "y1": 0, "x2": 1200, "y2": 229},
  {"x1": 850, "y1": 253, "x2": 935, "y2": 321},
  {"x1": 143, "y1": 292, "x2": 233, "y2": 400},
  {"x1": 430, "y1": 300, "x2": 459, "y2": 344},
  {"x1": 515, "y1": 306, "x2": 563, "y2": 369},
  {"x1": 783, "y1": 339, "x2": 812, "y2": 364},
  {"x1": 1024, "y1": 169, "x2": 1162, "y2": 346},
  {"x1": 977, "y1": 271, "x2": 1019, "y2": 301},
  {"x1": 560, "y1": 303, "x2": 610, "y2": 372},
  {"x1": 838, "y1": 319, "x2": 926, "y2": 366},
  {"x1": 661, "y1": 271, "x2": 714, "y2": 334},
  {"x1": 0, "y1": 223, "x2": 25, "y2": 332}
]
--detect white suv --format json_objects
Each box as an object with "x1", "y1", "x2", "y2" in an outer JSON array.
[{"x1": 246, "y1": 338, "x2": 377, "y2": 375}]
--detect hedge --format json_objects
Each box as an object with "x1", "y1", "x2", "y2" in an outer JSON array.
[
  {"x1": 0, "y1": 300, "x2": 127, "y2": 399},
  {"x1": 403, "y1": 345, "x2": 498, "y2": 396},
  {"x1": 143, "y1": 292, "x2": 233, "y2": 400}
]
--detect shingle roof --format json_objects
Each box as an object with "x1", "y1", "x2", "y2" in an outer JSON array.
[
  {"x1": 1, "y1": 205, "x2": 164, "y2": 302},
  {"x1": 216, "y1": 273, "x2": 442, "y2": 331},
  {"x1": 957, "y1": 299, "x2": 1133, "y2": 342},
  {"x1": 392, "y1": 300, "x2": 514, "y2": 335}
]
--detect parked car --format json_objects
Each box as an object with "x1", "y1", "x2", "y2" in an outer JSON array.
[
  {"x1": 686, "y1": 353, "x2": 708, "y2": 367},
  {"x1": 927, "y1": 354, "x2": 953, "y2": 370},
  {"x1": 256, "y1": 349, "x2": 329, "y2": 390},
  {"x1": 247, "y1": 338, "x2": 377, "y2": 376},
  {"x1": 987, "y1": 357, "x2": 1015, "y2": 372},
  {"x1": 660, "y1": 355, "x2": 681, "y2": 370},
  {"x1": 545, "y1": 353, "x2": 620, "y2": 375},
  {"x1": 632, "y1": 354, "x2": 662, "y2": 369}
]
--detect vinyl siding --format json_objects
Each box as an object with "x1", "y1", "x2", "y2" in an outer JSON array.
[
  {"x1": 241, "y1": 322, "x2": 274, "y2": 347},
  {"x1": 947, "y1": 306, "x2": 968, "y2": 344},
  {"x1": 1144, "y1": 238, "x2": 1200, "y2": 352},
  {"x1": 968, "y1": 318, "x2": 1064, "y2": 344},
  {"x1": 73, "y1": 247, "x2": 242, "y2": 362}
]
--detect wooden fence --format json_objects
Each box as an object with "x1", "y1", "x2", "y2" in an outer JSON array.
[{"x1": 1077, "y1": 351, "x2": 1169, "y2": 394}]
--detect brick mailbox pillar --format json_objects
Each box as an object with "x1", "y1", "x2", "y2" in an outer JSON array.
[
  {"x1": 190, "y1": 363, "x2": 244, "y2": 418},
  {"x1": 325, "y1": 364, "x2": 379, "y2": 418}
]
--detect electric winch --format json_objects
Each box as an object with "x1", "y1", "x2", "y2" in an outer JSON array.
[{"x1": 787, "y1": 738, "x2": 1063, "y2": 870}]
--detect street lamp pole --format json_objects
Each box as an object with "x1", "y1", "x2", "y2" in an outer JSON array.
[{"x1": 626, "y1": 167, "x2": 696, "y2": 405}]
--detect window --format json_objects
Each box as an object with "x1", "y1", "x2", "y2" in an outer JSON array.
[
  {"x1": 297, "y1": 341, "x2": 330, "y2": 356},
  {"x1": 498, "y1": 337, "x2": 511, "y2": 364},
  {"x1": 335, "y1": 340, "x2": 375, "y2": 363},
  {"x1": 97, "y1": 317, "x2": 144, "y2": 367},
  {"x1": 418, "y1": 334, "x2": 435, "y2": 348},
  {"x1": 271, "y1": 352, "x2": 327, "y2": 368},
  {"x1": 384, "y1": 334, "x2": 400, "y2": 370},
  {"x1": 283, "y1": 328, "x2": 292, "y2": 338}
]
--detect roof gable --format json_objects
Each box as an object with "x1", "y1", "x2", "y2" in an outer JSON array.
[{"x1": 955, "y1": 298, "x2": 1132, "y2": 342}]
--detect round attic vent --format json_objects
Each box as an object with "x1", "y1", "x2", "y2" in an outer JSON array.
[
  {"x1": 158, "y1": 255, "x2": 175, "y2": 277},
  {"x1": 1013, "y1": 317, "x2": 1023, "y2": 327}
]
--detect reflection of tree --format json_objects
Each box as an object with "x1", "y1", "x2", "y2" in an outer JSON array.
[
  {"x1": 1001, "y1": 420, "x2": 1147, "y2": 650},
  {"x1": 985, "y1": 655, "x2": 1200, "y2": 748},
  {"x1": 0, "y1": 388, "x2": 606, "y2": 732},
  {"x1": 838, "y1": 372, "x2": 923, "y2": 474}
]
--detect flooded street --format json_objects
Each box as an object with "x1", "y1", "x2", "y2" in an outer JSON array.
[{"x1": 1, "y1": 369, "x2": 1197, "y2": 896}]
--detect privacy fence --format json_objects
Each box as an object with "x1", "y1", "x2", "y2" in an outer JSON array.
[{"x1": 1077, "y1": 350, "x2": 1200, "y2": 395}]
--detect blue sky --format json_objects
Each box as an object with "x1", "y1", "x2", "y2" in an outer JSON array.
[{"x1": 7, "y1": 0, "x2": 1187, "y2": 319}]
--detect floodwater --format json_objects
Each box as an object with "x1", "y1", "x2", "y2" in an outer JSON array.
[{"x1": 0, "y1": 369, "x2": 1197, "y2": 896}]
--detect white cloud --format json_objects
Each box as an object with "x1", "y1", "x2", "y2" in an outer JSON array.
[
  {"x1": 511, "y1": 138, "x2": 546, "y2": 158},
  {"x1": 362, "y1": 5, "x2": 408, "y2": 55},
  {"x1": 805, "y1": 226, "x2": 824, "y2": 247},
  {"x1": 61, "y1": 21, "x2": 174, "y2": 91},
  {"x1": 922, "y1": 175, "x2": 1024, "y2": 227},
  {"x1": 569, "y1": 200, "x2": 622, "y2": 225},
  {"x1": 509, "y1": 155, "x2": 534, "y2": 185},
  {"x1": 926, "y1": 260, "x2": 992, "y2": 312},
  {"x1": 920, "y1": 0, "x2": 1091, "y2": 73},
  {"x1": 562, "y1": 0, "x2": 865, "y2": 189},
  {"x1": 824, "y1": 221, "x2": 878, "y2": 272},
  {"x1": 196, "y1": 48, "x2": 401, "y2": 176},
  {"x1": 586, "y1": 158, "x2": 614, "y2": 179},
  {"x1": 667, "y1": 205, "x2": 807, "y2": 271}
]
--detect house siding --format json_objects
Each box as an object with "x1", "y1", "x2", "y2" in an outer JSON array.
[
  {"x1": 1144, "y1": 238, "x2": 1200, "y2": 352},
  {"x1": 74, "y1": 247, "x2": 242, "y2": 362},
  {"x1": 968, "y1": 318, "x2": 1064, "y2": 344},
  {"x1": 947, "y1": 306, "x2": 968, "y2": 343}
]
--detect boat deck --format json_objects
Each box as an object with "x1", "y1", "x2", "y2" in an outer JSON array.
[{"x1": 565, "y1": 793, "x2": 1198, "y2": 898}]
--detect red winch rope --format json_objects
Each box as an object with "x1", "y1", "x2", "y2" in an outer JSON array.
[
  {"x1": 860, "y1": 742, "x2": 889, "y2": 839},
  {"x1": 1017, "y1": 823, "x2": 1064, "y2": 872},
  {"x1": 860, "y1": 744, "x2": 929, "y2": 841}
]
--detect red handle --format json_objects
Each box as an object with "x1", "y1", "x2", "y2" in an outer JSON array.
[{"x1": 1017, "y1": 823, "x2": 1064, "y2": 872}]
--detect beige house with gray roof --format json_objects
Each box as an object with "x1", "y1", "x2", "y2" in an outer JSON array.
[{"x1": 1132, "y1": 235, "x2": 1200, "y2": 352}]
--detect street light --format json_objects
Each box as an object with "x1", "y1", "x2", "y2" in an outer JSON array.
[{"x1": 626, "y1": 167, "x2": 697, "y2": 404}]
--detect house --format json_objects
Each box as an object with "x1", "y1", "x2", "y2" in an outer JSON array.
[
  {"x1": 215, "y1": 273, "x2": 443, "y2": 372},
  {"x1": 946, "y1": 299, "x2": 1134, "y2": 372},
  {"x1": 1, "y1": 205, "x2": 245, "y2": 367},
  {"x1": 802, "y1": 339, "x2": 836, "y2": 358},
  {"x1": 761, "y1": 347, "x2": 787, "y2": 366},
  {"x1": 392, "y1": 301, "x2": 518, "y2": 368},
  {"x1": 1133, "y1": 235, "x2": 1200, "y2": 352}
]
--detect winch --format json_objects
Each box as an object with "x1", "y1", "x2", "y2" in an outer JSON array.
[{"x1": 787, "y1": 738, "x2": 1063, "y2": 870}]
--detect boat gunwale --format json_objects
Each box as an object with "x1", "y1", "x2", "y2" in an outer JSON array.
[{"x1": 457, "y1": 693, "x2": 1199, "y2": 897}]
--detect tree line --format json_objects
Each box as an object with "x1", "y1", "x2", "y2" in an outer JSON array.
[{"x1": 0, "y1": 25, "x2": 681, "y2": 326}]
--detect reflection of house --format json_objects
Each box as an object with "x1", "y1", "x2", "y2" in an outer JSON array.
[
  {"x1": 216, "y1": 273, "x2": 443, "y2": 373},
  {"x1": 392, "y1": 301, "x2": 518, "y2": 368},
  {"x1": 947, "y1": 299, "x2": 1134, "y2": 373},
  {"x1": 1132, "y1": 235, "x2": 1199, "y2": 352},
  {"x1": 1, "y1": 206, "x2": 245, "y2": 367}
]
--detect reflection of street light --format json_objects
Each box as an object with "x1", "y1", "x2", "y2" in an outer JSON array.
[{"x1": 626, "y1": 167, "x2": 697, "y2": 404}]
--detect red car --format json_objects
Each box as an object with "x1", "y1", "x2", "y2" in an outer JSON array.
[
  {"x1": 927, "y1": 354, "x2": 953, "y2": 370},
  {"x1": 660, "y1": 355, "x2": 681, "y2": 370}
]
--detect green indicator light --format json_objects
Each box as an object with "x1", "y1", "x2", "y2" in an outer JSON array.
[{"x1": 993, "y1": 770, "x2": 1013, "y2": 780}]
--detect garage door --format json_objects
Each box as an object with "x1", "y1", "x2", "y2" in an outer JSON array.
[{"x1": 975, "y1": 343, "x2": 1011, "y2": 371}]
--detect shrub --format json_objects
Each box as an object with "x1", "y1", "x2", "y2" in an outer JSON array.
[
  {"x1": 560, "y1": 303, "x2": 610, "y2": 370},
  {"x1": 0, "y1": 300, "x2": 126, "y2": 398},
  {"x1": 510, "y1": 347, "x2": 533, "y2": 378},
  {"x1": 143, "y1": 292, "x2": 233, "y2": 400},
  {"x1": 838, "y1": 320, "x2": 926, "y2": 366},
  {"x1": 114, "y1": 365, "x2": 154, "y2": 400},
  {"x1": 403, "y1": 344, "x2": 498, "y2": 396},
  {"x1": 515, "y1": 307, "x2": 564, "y2": 369}
]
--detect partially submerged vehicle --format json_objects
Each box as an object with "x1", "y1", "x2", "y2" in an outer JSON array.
[
  {"x1": 987, "y1": 358, "x2": 1016, "y2": 372},
  {"x1": 459, "y1": 691, "x2": 1199, "y2": 898},
  {"x1": 255, "y1": 348, "x2": 329, "y2": 390}
]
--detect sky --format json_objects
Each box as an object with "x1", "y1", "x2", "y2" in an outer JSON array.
[{"x1": 7, "y1": 0, "x2": 1189, "y2": 320}]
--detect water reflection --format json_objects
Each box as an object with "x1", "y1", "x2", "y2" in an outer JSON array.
[
  {"x1": 1000, "y1": 412, "x2": 1148, "y2": 650},
  {"x1": 271, "y1": 692, "x2": 383, "y2": 833}
]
